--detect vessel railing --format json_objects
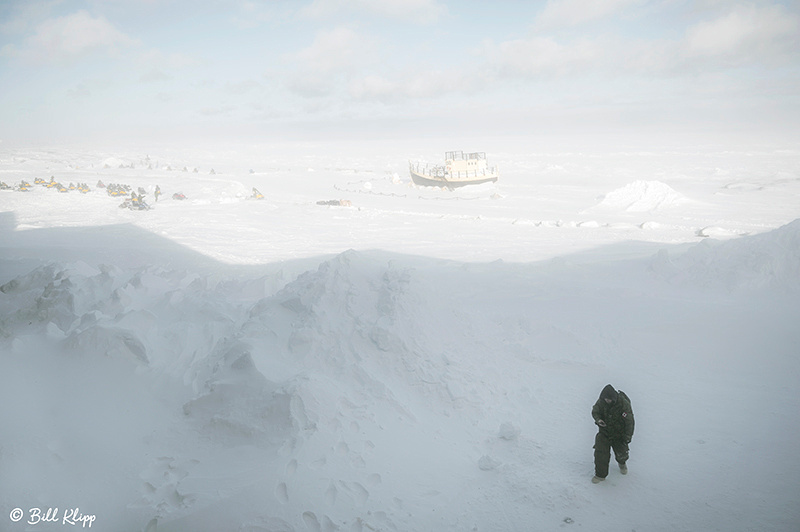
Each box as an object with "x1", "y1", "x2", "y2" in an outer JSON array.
[
  {"x1": 410, "y1": 161, "x2": 498, "y2": 179},
  {"x1": 444, "y1": 151, "x2": 486, "y2": 162}
]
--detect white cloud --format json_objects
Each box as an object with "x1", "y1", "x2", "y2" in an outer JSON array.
[
  {"x1": 137, "y1": 49, "x2": 200, "y2": 71},
  {"x1": 230, "y1": 0, "x2": 279, "y2": 28},
  {"x1": 534, "y1": 0, "x2": 643, "y2": 29},
  {"x1": 66, "y1": 83, "x2": 92, "y2": 100},
  {"x1": 135, "y1": 49, "x2": 200, "y2": 84},
  {"x1": 198, "y1": 105, "x2": 236, "y2": 117},
  {"x1": 293, "y1": 27, "x2": 371, "y2": 75},
  {"x1": 480, "y1": 2, "x2": 800, "y2": 82},
  {"x1": 481, "y1": 35, "x2": 601, "y2": 79},
  {"x1": 288, "y1": 73, "x2": 336, "y2": 98},
  {"x1": 683, "y1": 4, "x2": 799, "y2": 65},
  {"x1": 287, "y1": 27, "x2": 379, "y2": 98},
  {"x1": 348, "y1": 75, "x2": 398, "y2": 101},
  {"x1": 348, "y1": 67, "x2": 485, "y2": 103},
  {"x1": 614, "y1": 3, "x2": 800, "y2": 75},
  {"x1": 303, "y1": 0, "x2": 446, "y2": 24},
  {"x1": 2, "y1": 10, "x2": 136, "y2": 63},
  {"x1": 139, "y1": 68, "x2": 172, "y2": 83},
  {"x1": 0, "y1": 0, "x2": 60, "y2": 35},
  {"x1": 225, "y1": 79, "x2": 262, "y2": 95}
]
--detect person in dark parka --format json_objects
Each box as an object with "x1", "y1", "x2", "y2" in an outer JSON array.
[{"x1": 592, "y1": 384, "x2": 634, "y2": 483}]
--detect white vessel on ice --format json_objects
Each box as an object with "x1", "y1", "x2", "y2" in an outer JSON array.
[{"x1": 409, "y1": 151, "x2": 499, "y2": 188}]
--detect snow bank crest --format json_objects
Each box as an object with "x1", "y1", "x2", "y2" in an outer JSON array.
[
  {"x1": 652, "y1": 219, "x2": 800, "y2": 291},
  {"x1": 594, "y1": 180, "x2": 687, "y2": 212}
]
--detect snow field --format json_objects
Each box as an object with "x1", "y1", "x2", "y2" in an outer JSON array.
[{"x1": 1, "y1": 142, "x2": 799, "y2": 531}]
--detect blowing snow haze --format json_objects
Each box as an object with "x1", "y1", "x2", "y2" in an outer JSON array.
[
  {"x1": 0, "y1": 0, "x2": 799, "y2": 144},
  {"x1": 1, "y1": 2, "x2": 800, "y2": 532}
]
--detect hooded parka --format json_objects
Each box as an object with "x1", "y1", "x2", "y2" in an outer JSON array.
[
  {"x1": 592, "y1": 384, "x2": 634, "y2": 443},
  {"x1": 592, "y1": 384, "x2": 635, "y2": 479}
]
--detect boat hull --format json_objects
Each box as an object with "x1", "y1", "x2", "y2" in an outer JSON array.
[{"x1": 409, "y1": 168, "x2": 498, "y2": 188}]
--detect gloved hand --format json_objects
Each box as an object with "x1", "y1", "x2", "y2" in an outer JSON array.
[{"x1": 595, "y1": 419, "x2": 606, "y2": 427}]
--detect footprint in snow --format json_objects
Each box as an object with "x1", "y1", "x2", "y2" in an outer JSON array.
[
  {"x1": 325, "y1": 481, "x2": 337, "y2": 505},
  {"x1": 340, "y1": 481, "x2": 369, "y2": 506},
  {"x1": 276, "y1": 482, "x2": 289, "y2": 504},
  {"x1": 302, "y1": 511, "x2": 321, "y2": 532}
]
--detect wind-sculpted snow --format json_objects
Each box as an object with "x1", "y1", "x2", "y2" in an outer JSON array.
[
  {"x1": 651, "y1": 219, "x2": 800, "y2": 291},
  {"x1": 1, "y1": 223, "x2": 799, "y2": 531},
  {"x1": 0, "y1": 252, "x2": 465, "y2": 529}
]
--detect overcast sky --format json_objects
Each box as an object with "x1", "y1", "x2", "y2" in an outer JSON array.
[{"x1": 1, "y1": 0, "x2": 798, "y2": 144}]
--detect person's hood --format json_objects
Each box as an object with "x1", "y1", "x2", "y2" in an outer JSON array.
[{"x1": 600, "y1": 384, "x2": 618, "y2": 403}]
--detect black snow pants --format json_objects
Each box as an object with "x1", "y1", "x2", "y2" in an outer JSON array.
[{"x1": 594, "y1": 432, "x2": 629, "y2": 478}]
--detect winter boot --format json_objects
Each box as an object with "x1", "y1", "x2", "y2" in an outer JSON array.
[
  {"x1": 592, "y1": 475, "x2": 605, "y2": 484},
  {"x1": 619, "y1": 463, "x2": 628, "y2": 475}
]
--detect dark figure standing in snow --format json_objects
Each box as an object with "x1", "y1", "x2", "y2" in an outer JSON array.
[{"x1": 592, "y1": 384, "x2": 634, "y2": 483}]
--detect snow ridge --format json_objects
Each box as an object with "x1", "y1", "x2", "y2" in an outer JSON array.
[
  {"x1": 652, "y1": 219, "x2": 800, "y2": 291},
  {"x1": 595, "y1": 180, "x2": 687, "y2": 212},
  {"x1": 1, "y1": 222, "x2": 799, "y2": 531}
]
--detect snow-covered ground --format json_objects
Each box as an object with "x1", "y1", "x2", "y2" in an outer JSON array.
[{"x1": 1, "y1": 139, "x2": 799, "y2": 532}]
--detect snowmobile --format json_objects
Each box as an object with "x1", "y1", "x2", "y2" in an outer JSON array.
[
  {"x1": 316, "y1": 199, "x2": 352, "y2": 207},
  {"x1": 107, "y1": 183, "x2": 131, "y2": 197},
  {"x1": 120, "y1": 193, "x2": 151, "y2": 211}
]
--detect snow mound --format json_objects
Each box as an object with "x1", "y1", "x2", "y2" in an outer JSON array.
[
  {"x1": 101, "y1": 157, "x2": 129, "y2": 168},
  {"x1": 2, "y1": 239, "x2": 799, "y2": 531},
  {"x1": 595, "y1": 180, "x2": 686, "y2": 212},
  {"x1": 651, "y1": 219, "x2": 800, "y2": 291},
  {"x1": 0, "y1": 252, "x2": 464, "y2": 530}
]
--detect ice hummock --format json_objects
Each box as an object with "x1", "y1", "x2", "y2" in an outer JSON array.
[{"x1": 594, "y1": 180, "x2": 688, "y2": 212}]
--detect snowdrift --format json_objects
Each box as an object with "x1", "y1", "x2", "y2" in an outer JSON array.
[
  {"x1": 1, "y1": 223, "x2": 799, "y2": 531},
  {"x1": 592, "y1": 180, "x2": 688, "y2": 212},
  {"x1": 652, "y1": 219, "x2": 800, "y2": 291}
]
